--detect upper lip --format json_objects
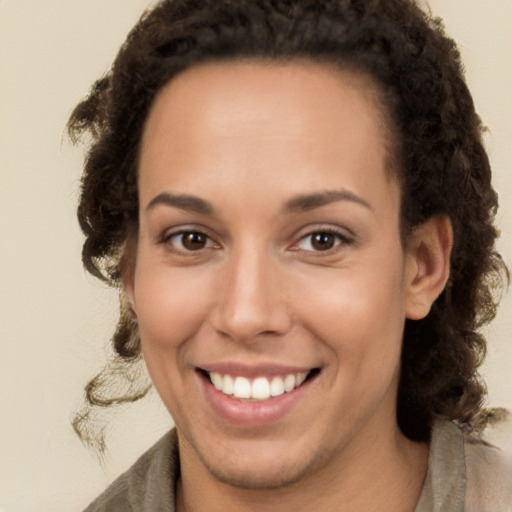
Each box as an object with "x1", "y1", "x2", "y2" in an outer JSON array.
[{"x1": 197, "y1": 362, "x2": 318, "y2": 378}]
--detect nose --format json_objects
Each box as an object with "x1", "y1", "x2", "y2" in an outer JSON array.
[{"x1": 209, "y1": 247, "x2": 293, "y2": 344}]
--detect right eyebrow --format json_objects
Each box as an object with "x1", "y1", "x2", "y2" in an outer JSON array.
[{"x1": 146, "y1": 192, "x2": 215, "y2": 215}]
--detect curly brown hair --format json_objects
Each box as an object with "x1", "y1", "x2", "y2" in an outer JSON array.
[{"x1": 68, "y1": 0, "x2": 507, "y2": 447}]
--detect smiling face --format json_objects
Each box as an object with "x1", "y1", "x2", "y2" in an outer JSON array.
[{"x1": 126, "y1": 60, "x2": 430, "y2": 490}]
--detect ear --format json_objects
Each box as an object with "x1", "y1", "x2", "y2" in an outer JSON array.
[
  {"x1": 120, "y1": 238, "x2": 138, "y2": 316},
  {"x1": 123, "y1": 271, "x2": 137, "y2": 317},
  {"x1": 405, "y1": 215, "x2": 453, "y2": 320}
]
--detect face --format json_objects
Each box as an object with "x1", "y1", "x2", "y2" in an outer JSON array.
[{"x1": 128, "y1": 60, "x2": 421, "y2": 489}]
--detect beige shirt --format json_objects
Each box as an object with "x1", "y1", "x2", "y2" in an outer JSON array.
[
  {"x1": 415, "y1": 421, "x2": 512, "y2": 511},
  {"x1": 84, "y1": 421, "x2": 512, "y2": 512}
]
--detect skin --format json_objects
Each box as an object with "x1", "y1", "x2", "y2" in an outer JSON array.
[{"x1": 125, "y1": 60, "x2": 452, "y2": 512}]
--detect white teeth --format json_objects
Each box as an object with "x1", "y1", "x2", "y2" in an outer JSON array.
[
  {"x1": 223, "y1": 375, "x2": 234, "y2": 395},
  {"x1": 233, "y1": 376, "x2": 251, "y2": 399},
  {"x1": 209, "y1": 371, "x2": 310, "y2": 401},
  {"x1": 252, "y1": 377, "x2": 271, "y2": 400},
  {"x1": 284, "y1": 374, "x2": 296, "y2": 392},
  {"x1": 211, "y1": 372, "x2": 223, "y2": 390},
  {"x1": 270, "y1": 376, "x2": 285, "y2": 397}
]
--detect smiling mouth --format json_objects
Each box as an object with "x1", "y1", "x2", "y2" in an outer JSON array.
[{"x1": 198, "y1": 368, "x2": 321, "y2": 402}]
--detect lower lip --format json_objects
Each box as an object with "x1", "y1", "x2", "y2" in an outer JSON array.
[{"x1": 199, "y1": 372, "x2": 314, "y2": 426}]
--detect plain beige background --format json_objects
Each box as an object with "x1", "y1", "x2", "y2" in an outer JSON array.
[{"x1": 0, "y1": 1, "x2": 511, "y2": 511}]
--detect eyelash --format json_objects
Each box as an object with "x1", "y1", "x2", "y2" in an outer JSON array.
[
  {"x1": 160, "y1": 226, "x2": 353, "y2": 255},
  {"x1": 292, "y1": 228, "x2": 353, "y2": 254},
  {"x1": 161, "y1": 229, "x2": 219, "y2": 254}
]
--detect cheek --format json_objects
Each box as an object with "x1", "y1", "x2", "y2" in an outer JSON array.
[
  {"x1": 133, "y1": 262, "x2": 214, "y2": 355},
  {"x1": 133, "y1": 263, "x2": 217, "y2": 414},
  {"x1": 293, "y1": 257, "x2": 407, "y2": 373}
]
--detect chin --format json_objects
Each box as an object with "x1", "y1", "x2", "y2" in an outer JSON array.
[
  {"x1": 200, "y1": 456, "x2": 313, "y2": 490},
  {"x1": 188, "y1": 433, "x2": 328, "y2": 491}
]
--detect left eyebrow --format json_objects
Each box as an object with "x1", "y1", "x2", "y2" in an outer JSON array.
[{"x1": 284, "y1": 189, "x2": 373, "y2": 213}]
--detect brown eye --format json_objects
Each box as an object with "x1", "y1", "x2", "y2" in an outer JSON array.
[
  {"x1": 296, "y1": 230, "x2": 347, "y2": 252},
  {"x1": 311, "y1": 232, "x2": 336, "y2": 251},
  {"x1": 181, "y1": 232, "x2": 208, "y2": 250},
  {"x1": 165, "y1": 231, "x2": 214, "y2": 252}
]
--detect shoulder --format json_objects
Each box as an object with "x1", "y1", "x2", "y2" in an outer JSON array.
[
  {"x1": 82, "y1": 429, "x2": 179, "y2": 512},
  {"x1": 464, "y1": 434, "x2": 512, "y2": 512},
  {"x1": 417, "y1": 420, "x2": 512, "y2": 512}
]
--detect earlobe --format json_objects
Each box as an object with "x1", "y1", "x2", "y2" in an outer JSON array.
[{"x1": 405, "y1": 215, "x2": 453, "y2": 320}]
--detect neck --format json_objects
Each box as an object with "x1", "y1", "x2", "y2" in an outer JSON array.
[{"x1": 175, "y1": 422, "x2": 428, "y2": 512}]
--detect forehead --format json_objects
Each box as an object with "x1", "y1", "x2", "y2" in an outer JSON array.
[
  {"x1": 142, "y1": 59, "x2": 390, "y2": 146},
  {"x1": 138, "y1": 59, "x2": 399, "y2": 213}
]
